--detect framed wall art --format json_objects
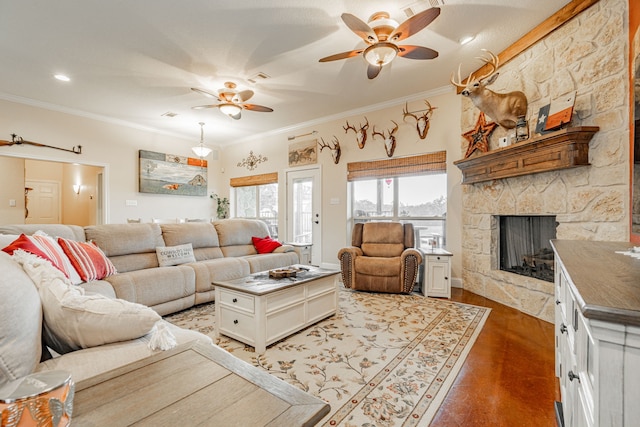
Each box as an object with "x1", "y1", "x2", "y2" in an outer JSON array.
[
  {"x1": 139, "y1": 150, "x2": 207, "y2": 196},
  {"x1": 288, "y1": 139, "x2": 317, "y2": 167}
]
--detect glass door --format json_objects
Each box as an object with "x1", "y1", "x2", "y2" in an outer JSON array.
[{"x1": 286, "y1": 167, "x2": 321, "y2": 265}]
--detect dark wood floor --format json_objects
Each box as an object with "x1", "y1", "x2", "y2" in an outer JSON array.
[{"x1": 430, "y1": 288, "x2": 558, "y2": 426}]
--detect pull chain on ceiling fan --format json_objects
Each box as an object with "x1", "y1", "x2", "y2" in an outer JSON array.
[
  {"x1": 191, "y1": 82, "x2": 274, "y2": 120},
  {"x1": 319, "y1": 7, "x2": 441, "y2": 79}
]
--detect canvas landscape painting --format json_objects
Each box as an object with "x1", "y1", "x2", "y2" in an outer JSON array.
[{"x1": 139, "y1": 150, "x2": 207, "y2": 196}]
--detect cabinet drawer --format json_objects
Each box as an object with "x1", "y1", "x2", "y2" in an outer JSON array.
[
  {"x1": 219, "y1": 306, "x2": 256, "y2": 342},
  {"x1": 267, "y1": 286, "x2": 305, "y2": 313},
  {"x1": 219, "y1": 290, "x2": 254, "y2": 313}
]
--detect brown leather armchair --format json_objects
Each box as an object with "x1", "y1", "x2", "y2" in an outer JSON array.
[{"x1": 338, "y1": 222, "x2": 423, "y2": 293}]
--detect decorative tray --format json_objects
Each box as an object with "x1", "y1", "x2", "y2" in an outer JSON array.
[{"x1": 269, "y1": 267, "x2": 302, "y2": 278}]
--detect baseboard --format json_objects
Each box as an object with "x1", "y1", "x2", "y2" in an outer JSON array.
[
  {"x1": 319, "y1": 261, "x2": 340, "y2": 270},
  {"x1": 452, "y1": 277, "x2": 463, "y2": 288}
]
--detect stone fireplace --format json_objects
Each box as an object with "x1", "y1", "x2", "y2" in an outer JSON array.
[{"x1": 458, "y1": 0, "x2": 629, "y2": 322}]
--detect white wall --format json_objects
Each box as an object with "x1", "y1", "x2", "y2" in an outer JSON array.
[
  {"x1": 0, "y1": 99, "x2": 223, "y2": 223},
  {"x1": 222, "y1": 89, "x2": 463, "y2": 276}
]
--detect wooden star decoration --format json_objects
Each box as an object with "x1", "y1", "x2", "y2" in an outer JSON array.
[{"x1": 462, "y1": 112, "x2": 498, "y2": 158}]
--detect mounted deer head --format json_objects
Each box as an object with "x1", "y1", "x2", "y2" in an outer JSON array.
[
  {"x1": 402, "y1": 101, "x2": 436, "y2": 139},
  {"x1": 372, "y1": 121, "x2": 399, "y2": 157},
  {"x1": 318, "y1": 136, "x2": 341, "y2": 164},
  {"x1": 450, "y1": 49, "x2": 527, "y2": 129},
  {"x1": 343, "y1": 117, "x2": 369, "y2": 149}
]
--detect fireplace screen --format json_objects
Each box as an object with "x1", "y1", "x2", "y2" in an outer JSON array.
[{"x1": 499, "y1": 215, "x2": 556, "y2": 282}]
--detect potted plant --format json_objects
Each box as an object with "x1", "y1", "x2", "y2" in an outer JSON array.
[{"x1": 210, "y1": 193, "x2": 229, "y2": 219}]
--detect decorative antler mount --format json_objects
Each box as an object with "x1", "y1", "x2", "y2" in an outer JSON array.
[
  {"x1": 402, "y1": 101, "x2": 436, "y2": 139},
  {"x1": 372, "y1": 121, "x2": 399, "y2": 157},
  {"x1": 343, "y1": 117, "x2": 369, "y2": 149},
  {"x1": 318, "y1": 136, "x2": 341, "y2": 164}
]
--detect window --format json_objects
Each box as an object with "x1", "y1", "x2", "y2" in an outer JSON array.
[
  {"x1": 230, "y1": 173, "x2": 279, "y2": 238},
  {"x1": 348, "y1": 152, "x2": 447, "y2": 249}
]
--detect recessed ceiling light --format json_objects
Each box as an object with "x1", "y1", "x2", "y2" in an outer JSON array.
[
  {"x1": 54, "y1": 74, "x2": 71, "y2": 82},
  {"x1": 459, "y1": 35, "x2": 475, "y2": 45}
]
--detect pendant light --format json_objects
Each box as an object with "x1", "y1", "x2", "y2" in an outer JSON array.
[{"x1": 192, "y1": 122, "x2": 212, "y2": 158}]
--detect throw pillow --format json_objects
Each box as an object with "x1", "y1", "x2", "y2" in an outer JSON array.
[
  {"x1": 12, "y1": 250, "x2": 173, "y2": 353},
  {"x1": 2, "y1": 232, "x2": 82, "y2": 285},
  {"x1": 156, "y1": 243, "x2": 196, "y2": 267},
  {"x1": 252, "y1": 236, "x2": 282, "y2": 254},
  {"x1": 57, "y1": 237, "x2": 117, "y2": 282}
]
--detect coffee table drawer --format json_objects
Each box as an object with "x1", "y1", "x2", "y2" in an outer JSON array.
[
  {"x1": 308, "y1": 291, "x2": 337, "y2": 323},
  {"x1": 267, "y1": 286, "x2": 305, "y2": 312},
  {"x1": 219, "y1": 289, "x2": 255, "y2": 313},
  {"x1": 307, "y1": 277, "x2": 335, "y2": 297},
  {"x1": 219, "y1": 306, "x2": 256, "y2": 343}
]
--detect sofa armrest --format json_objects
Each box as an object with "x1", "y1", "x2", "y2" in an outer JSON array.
[
  {"x1": 337, "y1": 247, "x2": 363, "y2": 289},
  {"x1": 273, "y1": 244, "x2": 294, "y2": 253},
  {"x1": 400, "y1": 248, "x2": 423, "y2": 293}
]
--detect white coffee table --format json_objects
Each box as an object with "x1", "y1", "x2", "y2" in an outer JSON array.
[{"x1": 213, "y1": 266, "x2": 339, "y2": 353}]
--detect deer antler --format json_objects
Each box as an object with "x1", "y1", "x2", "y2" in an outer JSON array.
[
  {"x1": 372, "y1": 125, "x2": 384, "y2": 139},
  {"x1": 318, "y1": 137, "x2": 341, "y2": 164},
  {"x1": 474, "y1": 49, "x2": 498, "y2": 82},
  {"x1": 403, "y1": 102, "x2": 417, "y2": 123},
  {"x1": 343, "y1": 120, "x2": 356, "y2": 134}
]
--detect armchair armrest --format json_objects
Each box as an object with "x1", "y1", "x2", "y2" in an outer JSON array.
[
  {"x1": 400, "y1": 248, "x2": 423, "y2": 293},
  {"x1": 337, "y1": 246, "x2": 363, "y2": 289}
]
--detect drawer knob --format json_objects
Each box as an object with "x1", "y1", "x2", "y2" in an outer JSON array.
[
  {"x1": 233, "y1": 319, "x2": 239, "y2": 325},
  {"x1": 555, "y1": 299, "x2": 561, "y2": 305},
  {"x1": 568, "y1": 371, "x2": 580, "y2": 383},
  {"x1": 232, "y1": 298, "x2": 238, "y2": 303},
  {"x1": 437, "y1": 256, "x2": 441, "y2": 260},
  {"x1": 560, "y1": 323, "x2": 568, "y2": 334},
  {"x1": 444, "y1": 277, "x2": 448, "y2": 280}
]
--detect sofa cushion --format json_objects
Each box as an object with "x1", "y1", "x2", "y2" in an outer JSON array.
[
  {"x1": 361, "y1": 222, "x2": 405, "y2": 258},
  {"x1": 0, "y1": 252, "x2": 42, "y2": 387},
  {"x1": 161, "y1": 223, "x2": 224, "y2": 261},
  {"x1": 355, "y1": 256, "x2": 402, "y2": 276},
  {"x1": 156, "y1": 243, "x2": 196, "y2": 267},
  {"x1": 244, "y1": 251, "x2": 300, "y2": 273},
  {"x1": 0, "y1": 224, "x2": 85, "y2": 241},
  {"x1": 85, "y1": 223, "x2": 165, "y2": 257},
  {"x1": 13, "y1": 251, "x2": 163, "y2": 354},
  {"x1": 58, "y1": 237, "x2": 117, "y2": 281},
  {"x1": 214, "y1": 219, "x2": 270, "y2": 246}
]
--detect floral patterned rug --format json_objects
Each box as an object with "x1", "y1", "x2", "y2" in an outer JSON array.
[{"x1": 165, "y1": 288, "x2": 490, "y2": 426}]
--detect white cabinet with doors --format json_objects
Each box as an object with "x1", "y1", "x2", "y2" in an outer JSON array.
[
  {"x1": 552, "y1": 240, "x2": 640, "y2": 427},
  {"x1": 420, "y1": 248, "x2": 452, "y2": 298}
]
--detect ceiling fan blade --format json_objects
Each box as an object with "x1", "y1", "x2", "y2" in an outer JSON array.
[
  {"x1": 397, "y1": 45, "x2": 439, "y2": 60},
  {"x1": 390, "y1": 7, "x2": 441, "y2": 42},
  {"x1": 367, "y1": 64, "x2": 382, "y2": 79},
  {"x1": 243, "y1": 104, "x2": 274, "y2": 112},
  {"x1": 0, "y1": 140, "x2": 15, "y2": 146},
  {"x1": 191, "y1": 104, "x2": 220, "y2": 110},
  {"x1": 319, "y1": 49, "x2": 364, "y2": 62},
  {"x1": 341, "y1": 13, "x2": 377, "y2": 44},
  {"x1": 191, "y1": 87, "x2": 219, "y2": 99},
  {"x1": 234, "y1": 90, "x2": 254, "y2": 102}
]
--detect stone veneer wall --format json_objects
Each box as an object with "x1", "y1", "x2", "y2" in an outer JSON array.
[{"x1": 459, "y1": 0, "x2": 629, "y2": 322}]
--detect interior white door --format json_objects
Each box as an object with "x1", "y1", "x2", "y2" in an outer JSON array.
[
  {"x1": 25, "y1": 180, "x2": 60, "y2": 224},
  {"x1": 286, "y1": 167, "x2": 321, "y2": 265}
]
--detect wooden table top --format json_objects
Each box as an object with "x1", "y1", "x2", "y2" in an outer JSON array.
[
  {"x1": 73, "y1": 340, "x2": 329, "y2": 426},
  {"x1": 213, "y1": 265, "x2": 339, "y2": 296},
  {"x1": 551, "y1": 240, "x2": 640, "y2": 326}
]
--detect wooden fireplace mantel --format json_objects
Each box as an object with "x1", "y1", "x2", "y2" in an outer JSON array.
[{"x1": 453, "y1": 126, "x2": 599, "y2": 184}]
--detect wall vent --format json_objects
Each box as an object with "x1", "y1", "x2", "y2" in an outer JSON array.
[
  {"x1": 247, "y1": 72, "x2": 270, "y2": 84},
  {"x1": 161, "y1": 111, "x2": 178, "y2": 118},
  {"x1": 403, "y1": 0, "x2": 443, "y2": 17}
]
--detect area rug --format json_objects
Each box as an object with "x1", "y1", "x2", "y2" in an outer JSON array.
[{"x1": 165, "y1": 288, "x2": 490, "y2": 426}]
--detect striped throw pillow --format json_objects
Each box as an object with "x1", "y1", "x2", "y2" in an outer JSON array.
[
  {"x1": 58, "y1": 238, "x2": 117, "y2": 282},
  {"x1": 2, "y1": 233, "x2": 82, "y2": 285}
]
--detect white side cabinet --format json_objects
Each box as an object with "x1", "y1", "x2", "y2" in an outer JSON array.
[
  {"x1": 552, "y1": 240, "x2": 640, "y2": 427},
  {"x1": 421, "y1": 249, "x2": 452, "y2": 298},
  {"x1": 288, "y1": 242, "x2": 313, "y2": 265}
]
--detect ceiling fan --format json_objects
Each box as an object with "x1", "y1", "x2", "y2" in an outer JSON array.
[
  {"x1": 319, "y1": 7, "x2": 441, "y2": 79},
  {"x1": 191, "y1": 82, "x2": 273, "y2": 120}
]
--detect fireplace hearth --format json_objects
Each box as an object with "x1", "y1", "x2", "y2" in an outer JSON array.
[{"x1": 498, "y1": 215, "x2": 557, "y2": 282}]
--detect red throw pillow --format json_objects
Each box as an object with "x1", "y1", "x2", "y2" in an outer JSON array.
[
  {"x1": 252, "y1": 236, "x2": 282, "y2": 254},
  {"x1": 2, "y1": 233, "x2": 82, "y2": 284},
  {"x1": 58, "y1": 237, "x2": 117, "y2": 282}
]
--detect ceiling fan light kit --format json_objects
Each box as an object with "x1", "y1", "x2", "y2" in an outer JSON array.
[
  {"x1": 319, "y1": 7, "x2": 441, "y2": 79},
  {"x1": 191, "y1": 81, "x2": 273, "y2": 121}
]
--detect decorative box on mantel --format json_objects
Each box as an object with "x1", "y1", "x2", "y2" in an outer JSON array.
[{"x1": 454, "y1": 126, "x2": 599, "y2": 184}]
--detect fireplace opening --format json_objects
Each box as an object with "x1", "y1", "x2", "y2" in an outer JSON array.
[{"x1": 498, "y1": 215, "x2": 557, "y2": 282}]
